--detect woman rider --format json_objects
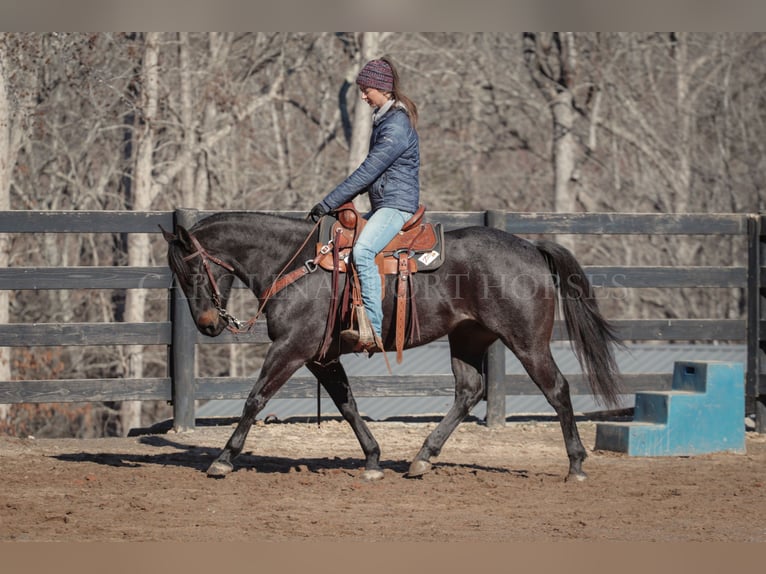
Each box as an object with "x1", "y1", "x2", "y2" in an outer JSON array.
[{"x1": 309, "y1": 57, "x2": 420, "y2": 353}]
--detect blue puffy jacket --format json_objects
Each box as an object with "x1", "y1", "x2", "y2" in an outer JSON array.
[{"x1": 319, "y1": 105, "x2": 419, "y2": 214}]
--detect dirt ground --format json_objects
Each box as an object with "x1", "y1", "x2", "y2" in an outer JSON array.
[{"x1": 1, "y1": 417, "x2": 765, "y2": 542}]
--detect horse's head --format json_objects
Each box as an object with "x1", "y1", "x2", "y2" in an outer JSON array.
[{"x1": 162, "y1": 224, "x2": 235, "y2": 337}]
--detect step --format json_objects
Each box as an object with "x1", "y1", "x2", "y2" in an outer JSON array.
[
  {"x1": 594, "y1": 360, "x2": 745, "y2": 456},
  {"x1": 594, "y1": 421, "x2": 666, "y2": 455}
]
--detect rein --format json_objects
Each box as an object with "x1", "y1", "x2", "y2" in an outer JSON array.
[{"x1": 183, "y1": 220, "x2": 324, "y2": 334}]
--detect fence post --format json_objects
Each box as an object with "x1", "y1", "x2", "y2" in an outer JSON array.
[
  {"x1": 170, "y1": 208, "x2": 199, "y2": 431},
  {"x1": 760, "y1": 212, "x2": 766, "y2": 434},
  {"x1": 484, "y1": 210, "x2": 507, "y2": 427},
  {"x1": 747, "y1": 213, "x2": 766, "y2": 433}
]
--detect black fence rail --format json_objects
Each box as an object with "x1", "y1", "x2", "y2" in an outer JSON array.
[{"x1": 0, "y1": 209, "x2": 763, "y2": 431}]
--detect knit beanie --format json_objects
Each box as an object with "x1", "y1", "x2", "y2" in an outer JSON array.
[{"x1": 356, "y1": 59, "x2": 394, "y2": 92}]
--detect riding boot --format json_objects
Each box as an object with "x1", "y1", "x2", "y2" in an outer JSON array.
[
  {"x1": 342, "y1": 331, "x2": 383, "y2": 355},
  {"x1": 341, "y1": 304, "x2": 375, "y2": 346},
  {"x1": 341, "y1": 305, "x2": 382, "y2": 355}
]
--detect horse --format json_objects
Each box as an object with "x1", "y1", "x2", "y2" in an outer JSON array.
[{"x1": 162, "y1": 210, "x2": 621, "y2": 481}]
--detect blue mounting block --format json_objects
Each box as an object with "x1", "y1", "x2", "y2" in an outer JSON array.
[{"x1": 595, "y1": 361, "x2": 745, "y2": 456}]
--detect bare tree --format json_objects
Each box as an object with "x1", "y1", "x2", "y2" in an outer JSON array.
[
  {"x1": 119, "y1": 32, "x2": 161, "y2": 433},
  {"x1": 178, "y1": 32, "x2": 196, "y2": 209},
  {"x1": 585, "y1": 33, "x2": 766, "y2": 321},
  {"x1": 347, "y1": 33, "x2": 382, "y2": 172},
  {"x1": 0, "y1": 38, "x2": 16, "y2": 424},
  {"x1": 523, "y1": 32, "x2": 587, "y2": 249},
  {"x1": 0, "y1": 34, "x2": 39, "y2": 423},
  {"x1": 523, "y1": 33, "x2": 581, "y2": 207}
]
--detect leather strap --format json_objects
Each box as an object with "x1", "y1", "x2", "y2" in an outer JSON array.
[
  {"x1": 260, "y1": 264, "x2": 312, "y2": 300},
  {"x1": 318, "y1": 228, "x2": 343, "y2": 360},
  {"x1": 395, "y1": 251, "x2": 410, "y2": 364},
  {"x1": 260, "y1": 240, "x2": 332, "y2": 300}
]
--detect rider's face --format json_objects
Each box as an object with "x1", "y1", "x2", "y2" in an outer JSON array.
[{"x1": 359, "y1": 86, "x2": 391, "y2": 109}]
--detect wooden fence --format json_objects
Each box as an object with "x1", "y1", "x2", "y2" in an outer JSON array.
[{"x1": 0, "y1": 209, "x2": 763, "y2": 431}]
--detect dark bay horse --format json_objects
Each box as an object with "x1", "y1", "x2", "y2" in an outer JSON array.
[{"x1": 163, "y1": 211, "x2": 621, "y2": 481}]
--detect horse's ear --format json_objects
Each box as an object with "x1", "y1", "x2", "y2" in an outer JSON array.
[
  {"x1": 159, "y1": 224, "x2": 193, "y2": 250},
  {"x1": 175, "y1": 225, "x2": 194, "y2": 250},
  {"x1": 159, "y1": 225, "x2": 176, "y2": 243}
]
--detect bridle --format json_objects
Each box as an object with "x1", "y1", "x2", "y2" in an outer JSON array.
[{"x1": 182, "y1": 235, "x2": 248, "y2": 331}]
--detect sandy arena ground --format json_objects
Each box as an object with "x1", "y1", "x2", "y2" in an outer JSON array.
[{"x1": 2, "y1": 418, "x2": 765, "y2": 542}]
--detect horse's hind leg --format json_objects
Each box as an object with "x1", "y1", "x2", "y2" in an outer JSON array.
[
  {"x1": 511, "y1": 344, "x2": 588, "y2": 481},
  {"x1": 407, "y1": 324, "x2": 492, "y2": 478},
  {"x1": 305, "y1": 361, "x2": 384, "y2": 481}
]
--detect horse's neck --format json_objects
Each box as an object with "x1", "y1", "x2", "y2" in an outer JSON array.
[{"x1": 202, "y1": 214, "x2": 313, "y2": 292}]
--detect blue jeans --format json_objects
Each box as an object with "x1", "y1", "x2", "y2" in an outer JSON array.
[{"x1": 352, "y1": 207, "x2": 412, "y2": 338}]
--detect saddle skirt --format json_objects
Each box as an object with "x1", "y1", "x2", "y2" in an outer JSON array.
[{"x1": 316, "y1": 203, "x2": 445, "y2": 275}]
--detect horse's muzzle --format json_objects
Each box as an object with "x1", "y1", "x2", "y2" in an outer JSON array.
[{"x1": 197, "y1": 308, "x2": 226, "y2": 336}]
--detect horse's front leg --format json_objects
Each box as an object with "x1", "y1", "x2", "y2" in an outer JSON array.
[
  {"x1": 207, "y1": 341, "x2": 306, "y2": 478},
  {"x1": 306, "y1": 360, "x2": 384, "y2": 481}
]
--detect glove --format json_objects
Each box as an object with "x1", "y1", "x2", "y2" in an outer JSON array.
[{"x1": 308, "y1": 203, "x2": 328, "y2": 222}]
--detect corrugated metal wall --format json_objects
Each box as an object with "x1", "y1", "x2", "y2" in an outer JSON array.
[{"x1": 197, "y1": 343, "x2": 746, "y2": 422}]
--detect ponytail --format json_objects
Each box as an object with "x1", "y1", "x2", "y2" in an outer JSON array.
[{"x1": 381, "y1": 56, "x2": 418, "y2": 129}]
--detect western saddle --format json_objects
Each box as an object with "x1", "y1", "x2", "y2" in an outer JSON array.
[{"x1": 315, "y1": 202, "x2": 445, "y2": 363}]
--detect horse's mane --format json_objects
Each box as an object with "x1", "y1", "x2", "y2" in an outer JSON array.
[{"x1": 168, "y1": 211, "x2": 314, "y2": 282}]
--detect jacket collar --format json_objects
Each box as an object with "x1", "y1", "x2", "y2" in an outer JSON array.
[{"x1": 373, "y1": 98, "x2": 399, "y2": 125}]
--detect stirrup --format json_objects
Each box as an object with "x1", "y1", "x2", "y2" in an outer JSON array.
[
  {"x1": 340, "y1": 329, "x2": 363, "y2": 345},
  {"x1": 341, "y1": 328, "x2": 383, "y2": 355},
  {"x1": 344, "y1": 304, "x2": 375, "y2": 344}
]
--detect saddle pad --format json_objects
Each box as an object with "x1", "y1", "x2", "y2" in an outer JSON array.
[{"x1": 317, "y1": 213, "x2": 445, "y2": 273}]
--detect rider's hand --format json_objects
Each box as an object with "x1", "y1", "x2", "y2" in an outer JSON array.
[{"x1": 308, "y1": 203, "x2": 328, "y2": 222}]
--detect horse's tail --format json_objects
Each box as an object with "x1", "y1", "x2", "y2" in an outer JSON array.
[{"x1": 534, "y1": 239, "x2": 623, "y2": 408}]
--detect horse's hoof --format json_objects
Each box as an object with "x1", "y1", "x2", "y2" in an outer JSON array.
[
  {"x1": 207, "y1": 460, "x2": 233, "y2": 478},
  {"x1": 565, "y1": 470, "x2": 588, "y2": 482},
  {"x1": 406, "y1": 459, "x2": 432, "y2": 478},
  {"x1": 360, "y1": 469, "x2": 385, "y2": 481}
]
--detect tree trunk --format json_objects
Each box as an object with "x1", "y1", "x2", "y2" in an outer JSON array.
[
  {"x1": 347, "y1": 33, "x2": 379, "y2": 174},
  {"x1": 121, "y1": 32, "x2": 160, "y2": 435},
  {"x1": 179, "y1": 32, "x2": 196, "y2": 208},
  {"x1": 0, "y1": 36, "x2": 35, "y2": 423},
  {"x1": 672, "y1": 32, "x2": 693, "y2": 214},
  {"x1": 551, "y1": 90, "x2": 577, "y2": 213},
  {"x1": 271, "y1": 64, "x2": 292, "y2": 197},
  {"x1": 523, "y1": 32, "x2": 579, "y2": 250},
  {"x1": 345, "y1": 33, "x2": 380, "y2": 211},
  {"x1": 0, "y1": 41, "x2": 12, "y2": 423}
]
